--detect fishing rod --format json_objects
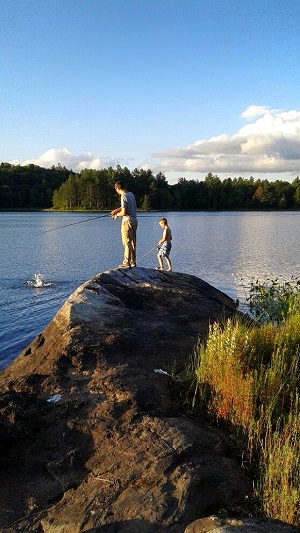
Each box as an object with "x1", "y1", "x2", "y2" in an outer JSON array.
[
  {"x1": 36, "y1": 213, "x2": 160, "y2": 235},
  {"x1": 35, "y1": 214, "x2": 110, "y2": 235},
  {"x1": 137, "y1": 246, "x2": 157, "y2": 261}
]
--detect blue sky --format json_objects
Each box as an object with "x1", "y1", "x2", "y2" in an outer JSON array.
[{"x1": 1, "y1": 0, "x2": 300, "y2": 184}]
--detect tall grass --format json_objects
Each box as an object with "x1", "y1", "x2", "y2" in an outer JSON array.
[
  {"x1": 189, "y1": 282, "x2": 300, "y2": 526},
  {"x1": 257, "y1": 396, "x2": 300, "y2": 525}
]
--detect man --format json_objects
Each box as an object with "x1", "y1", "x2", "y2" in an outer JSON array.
[{"x1": 111, "y1": 181, "x2": 138, "y2": 268}]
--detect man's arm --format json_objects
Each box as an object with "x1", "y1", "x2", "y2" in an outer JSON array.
[
  {"x1": 111, "y1": 193, "x2": 128, "y2": 218},
  {"x1": 111, "y1": 206, "x2": 126, "y2": 217}
]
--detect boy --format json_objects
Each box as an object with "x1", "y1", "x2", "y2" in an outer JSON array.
[{"x1": 156, "y1": 217, "x2": 172, "y2": 271}]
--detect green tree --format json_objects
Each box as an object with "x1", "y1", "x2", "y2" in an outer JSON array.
[
  {"x1": 294, "y1": 185, "x2": 300, "y2": 207},
  {"x1": 204, "y1": 173, "x2": 222, "y2": 209},
  {"x1": 141, "y1": 194, "x2": 151, "y2": 211}
]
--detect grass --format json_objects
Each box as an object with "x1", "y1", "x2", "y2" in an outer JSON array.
[
  {"x1": 177, "y1": 279, "x2": 300, "y2": 526},
  {"x1": 256, "y1": 397, "x2": 300, "y2": 525}
]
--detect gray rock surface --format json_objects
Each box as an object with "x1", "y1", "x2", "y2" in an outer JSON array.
[
  {"x1": 0, "y1": 268, "x2": 296, "y2": 533},
  {"x1": 184, "y1": 516, "x2": 299, "y2": 532}
]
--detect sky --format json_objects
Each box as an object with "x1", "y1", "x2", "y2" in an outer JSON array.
[{"x1": 1, "y1": 0, "x2": 300, "y2": 184}]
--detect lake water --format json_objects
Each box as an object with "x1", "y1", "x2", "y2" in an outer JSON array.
[{"x1": 1, "y1": 211, "x2": 299, "y2": 370}]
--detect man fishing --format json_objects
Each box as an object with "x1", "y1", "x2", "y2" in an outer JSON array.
[{"x1": 111, "y1": 181, "x2": 138, "y2": 268}]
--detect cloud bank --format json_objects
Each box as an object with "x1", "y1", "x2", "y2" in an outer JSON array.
[
  {"x1": 9, "y1": 148, "x2": 125, "y2": 173},
  {"x1": 152, "y1": 106, "x2": 300, "y2": 175},
  {"x1": 8, "y1": 107, "x2": 300, "y2": 178}
]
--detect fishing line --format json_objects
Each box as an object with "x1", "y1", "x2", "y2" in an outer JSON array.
[{"x1": 35, "y1": 214, "x2": 110, "y2": 235}]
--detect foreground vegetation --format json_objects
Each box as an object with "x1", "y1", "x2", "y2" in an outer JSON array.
[
  {"x1": 177, "y1": 278, "x2": 300, "y2": 526},
  {"x1": 2, "y1": 162, "x2": 300, "y2": 211}
]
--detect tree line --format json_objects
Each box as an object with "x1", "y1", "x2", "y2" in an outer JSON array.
[
  {"x1": 0, "y1": 162, "x2": 72, "y2": 209},
  {"x1": 1, "y1": 162, "x2": 300, "y2": 211}
]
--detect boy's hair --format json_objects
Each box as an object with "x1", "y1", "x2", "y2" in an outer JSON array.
[
  {"x1": 114, "y1": 181, "x2": 125, "y2": 190},
  {"x1": 159, "y1": 217, "x2": 168, "y2": 225}
]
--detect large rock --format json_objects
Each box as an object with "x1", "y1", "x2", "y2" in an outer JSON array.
[
  {"x1": 184, "y1": 516, "x2": 299, "y2": 532},
  {"x1": 0, "y1": 268, "x2": 292, "y2": 533}
]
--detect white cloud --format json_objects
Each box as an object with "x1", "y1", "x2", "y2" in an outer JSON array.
[
  {"x1": 240, "y1": 105, "x2": 270, "y2": 119},
  {"x1": 8, "y1": 106, "x2": 300, "y2": 179},
  {"x1": 151, "y1": 107, "x2": 300, "y2": 176},
  {"x1": 9, "y1": 148, "x2": 125, "y2": 172}
]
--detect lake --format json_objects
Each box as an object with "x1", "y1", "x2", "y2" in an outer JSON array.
[{"x1": 1, "y1": 211, "x2": 299, "y2": 370}]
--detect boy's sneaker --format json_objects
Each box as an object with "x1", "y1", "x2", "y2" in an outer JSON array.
[
  {"x1": 130, "y1": 263, "x2": 136, "y2": 267},
  {"x1": 118, "y1": 263, "x2": 131, "y2": 269}
]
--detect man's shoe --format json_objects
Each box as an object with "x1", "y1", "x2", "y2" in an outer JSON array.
[{"x1": 118, "y1": 264, "x2": 131, "y2": 269}]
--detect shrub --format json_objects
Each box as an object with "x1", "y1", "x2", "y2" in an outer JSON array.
[
  {"x1": 246, "y1": 276, "x2": 300, "y2": 324},
  {"x1": 190, "y1": 297, "x2": 300, "y2": 526}
]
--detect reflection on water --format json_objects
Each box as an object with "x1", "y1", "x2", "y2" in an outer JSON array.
[
  {"x1": 157, "y1": 212, "x2": 298, "y2": 305},
  {"x1": 1, "y1": 211, "x2": 299, "y2": 368}
]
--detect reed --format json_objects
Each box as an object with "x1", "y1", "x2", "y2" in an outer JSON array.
[
  {"x1": 255, "y1": 396, "x2": 300, "y2": 525},
  {"x1": 190, "y1": 301, "x2": 300, "y2": 526}
]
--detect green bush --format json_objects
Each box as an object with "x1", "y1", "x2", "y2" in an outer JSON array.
[
  {"x1": 178, "y1": 278, "x2": 300, "y2": 526},
  {"x1": 246, "y1": 276, "x2": 300, "y2": 324}
]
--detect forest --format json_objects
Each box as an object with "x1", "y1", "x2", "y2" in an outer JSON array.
[
  {"x1": 0, "y1": 162, "x2": 71, "y2": 209},
  {"x1": 1, "y1": 161, "x2": 300, "y2": 211}
]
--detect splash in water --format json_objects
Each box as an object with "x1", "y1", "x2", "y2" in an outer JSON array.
[{"x1": 26, "y1": 273, "x2": 53, "y2": 288}]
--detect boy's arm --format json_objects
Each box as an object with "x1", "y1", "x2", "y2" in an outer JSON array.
[{"x1": 158, "y1": 228, "x2": 167, "y2": 244}]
